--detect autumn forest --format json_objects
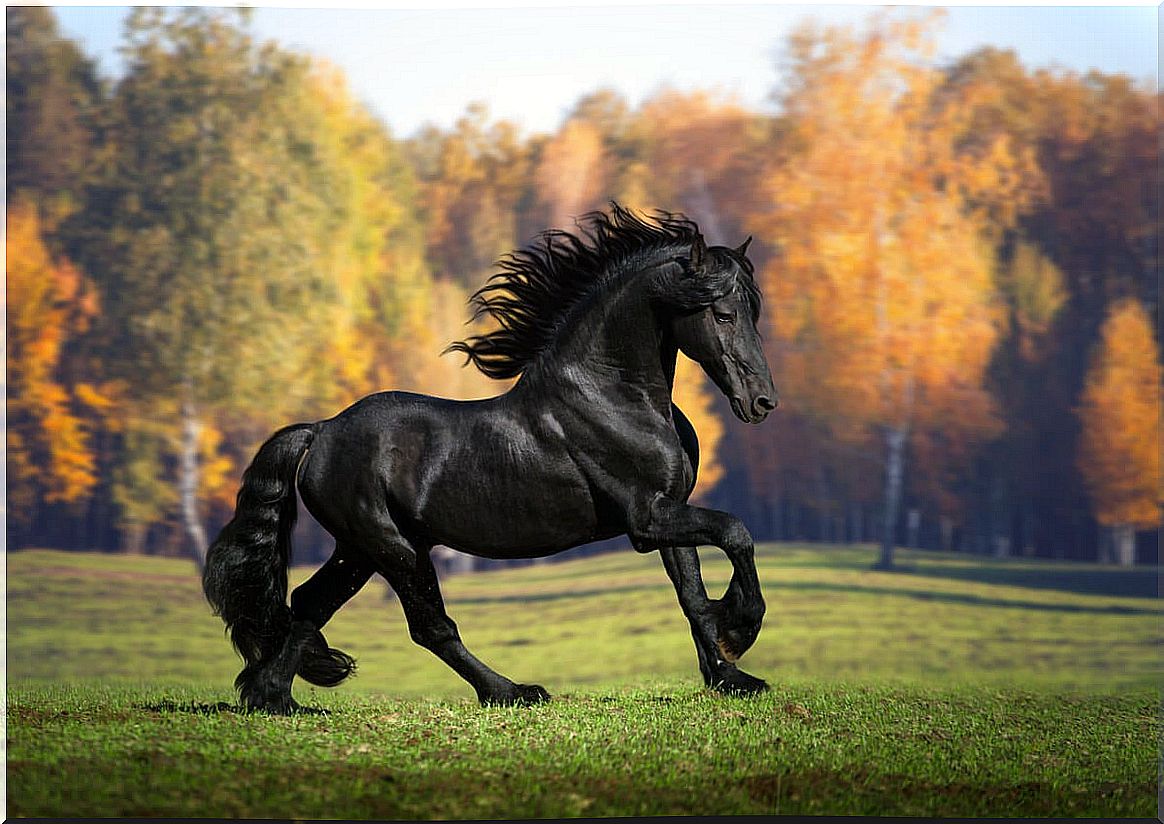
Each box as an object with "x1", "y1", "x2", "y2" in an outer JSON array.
[{"x1": 6, "y1": 8, "x2": 1159, "y2": 569}]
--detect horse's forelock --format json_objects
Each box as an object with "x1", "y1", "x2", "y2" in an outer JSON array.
[{"x1": 653, "y1": 248, "x2": 760, "y2": 318}]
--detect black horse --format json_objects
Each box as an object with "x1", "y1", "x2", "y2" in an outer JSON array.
[{"x1": 203, "y1": 204, "x2": 777, "y2": 713}]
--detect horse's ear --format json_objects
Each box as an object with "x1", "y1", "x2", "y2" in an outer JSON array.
[
  {"x1": 736, "y1": 236, "x2": 753, "y2": 257},
  {"x1": 691, "y1": 233, "x2": 707, "y2": 269},
  {"x1": 675, "y1": 239, "x2": 706, "y2": 275}
]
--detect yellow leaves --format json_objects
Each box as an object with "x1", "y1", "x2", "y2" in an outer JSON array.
[
  {"x1": 6, "y1": 200, "x2": 100, "y2": 515},
  {"x1": 534, "y1": 118, "x2": 607, "y2": 229},
  {"x1": 759, "y1": 11, "x2": 1017, "y2": 512},
  {"x1": 1077, "y1": 299, "x2": 1162, "y2": 528},
  {"x1": 73, "y1": 381, "x2": 118, "y2": 414},
  {"x1": 672, "y1": 356, "x2": 725, "y2": 500},
  {"x1": 399, "y1": 279, "x2": 504, "y2": 401},
  {"x1": 1002, "y1": 243, "x2": 1066, "y2": 362},
  {"x1": 198, "y1": 421, "x2": 237, "y2": 512}
]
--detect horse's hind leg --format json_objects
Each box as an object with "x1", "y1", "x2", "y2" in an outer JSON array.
[
  {"x1": 360, "y1": 530, "x2": 549, "y2": 706},
  {"x1": 289, "y1": 542, "x2": 378, "y2": 687},
  {"x1": 236, "y1": 543, "x2": 375, "y2": 713},
  {"x1": 660, "y1": 545, "x2": 768, "y2": 696}
]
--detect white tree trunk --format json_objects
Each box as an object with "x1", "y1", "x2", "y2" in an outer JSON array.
[
  {"x1": 1111, "y1": 524, "x2": 1136, "y2": 567},
  {"x1": 180, "y1": 395, "x2": 208, "y2": 573},
  {"x1": 876, "y1": 425, "x2": 908, "y2": 569},
  {"x1": 939, "y1": 515, "x2": 954, "y2": 552},
  {"x1": 907, "y1": 507, "x2": 921, "y2": 548}
]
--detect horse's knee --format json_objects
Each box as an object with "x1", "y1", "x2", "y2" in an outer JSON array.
[
  {"x1": 408, "y1": 616, "x2": 460, "y2": 650},
  {"x1": 722, "y1": 518, "x2": 753, "y2": 556}
]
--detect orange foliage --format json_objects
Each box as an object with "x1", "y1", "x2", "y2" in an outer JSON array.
[
  {"x1": 395, "y1": 279, "x2": 503, "y2": 401},
  {"x1": 759, "y1": 14, "x2": 1016, "y2": 513},
  {"x1": 6, "y1": 200, "x2": 102, "y2": 517},
  {"x1": 534, "y1": 118, "x2": 608, "y2": 229},
  {"x1": 632, "y1": 90, "x2": 767, "y2": 238},
  {"x1": 1076, "y1": 299, "x2": 1162, "y2": 529},
  {"x1": 672, "y1": 355, "x2": 724, "y2": 500}
]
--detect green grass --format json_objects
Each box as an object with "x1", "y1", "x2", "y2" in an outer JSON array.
[{"x1": 7, "y1": 544, "x2": 1162, "y2": 817}]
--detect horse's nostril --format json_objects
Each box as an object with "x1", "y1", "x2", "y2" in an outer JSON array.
[{"x1": 754, "y1": 395, "x2": 777, "y2": 413}]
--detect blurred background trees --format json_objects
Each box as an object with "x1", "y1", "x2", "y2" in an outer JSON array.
[
  {"x1": 1076, "y1": 299, "x2": 1161, "y2": 565},
  {"x1": 6, "y1": 7, "x2": 1159, "y2": 566}
]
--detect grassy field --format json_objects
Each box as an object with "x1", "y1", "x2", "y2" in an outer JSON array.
[{"x1": 6, "y1": 543, "x2": 1162, "y2": 818}]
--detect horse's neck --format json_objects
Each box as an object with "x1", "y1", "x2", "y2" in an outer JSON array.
[{"x1": 533, "y1": 276, "x2": 675, "y2": 412}]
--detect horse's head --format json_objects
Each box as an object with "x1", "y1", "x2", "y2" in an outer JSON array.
[{"x1": 654, "y1": 234, "x2": 776, "y2": 424}]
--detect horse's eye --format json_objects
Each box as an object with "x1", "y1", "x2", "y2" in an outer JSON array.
[{"x1": 714, "y1": 312, "x2": 734, "y2": 325}]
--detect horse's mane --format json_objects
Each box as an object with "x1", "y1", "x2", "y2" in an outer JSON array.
[{"x1": 447, "y1": 203, "x2": 708, "y2": 380}]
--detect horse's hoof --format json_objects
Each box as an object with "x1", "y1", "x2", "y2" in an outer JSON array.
[
  {"x1": 711, "y1": 670, "x2": 769, "y2": 697},
  {"x1": 243, "y1": 695, "x2": 301, "y2": 715},
  {"x1": 480, "y1": 683, "x2": 551, "y2": 707},
  {"x1": 239, "y1": 680, "x2": 302, "y2": 715}
]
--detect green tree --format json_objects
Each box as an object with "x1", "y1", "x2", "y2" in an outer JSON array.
[
  {"x1": 6, "y1": 6, "x2": 102, "y2": 215},
  {"x1": 67, "y1": 8, "x2": 418, "y2": 568}
]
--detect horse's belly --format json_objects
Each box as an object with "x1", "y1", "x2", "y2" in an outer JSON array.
[{"x1": 417, "y1": 471, "x2": 606, "y2": 559}]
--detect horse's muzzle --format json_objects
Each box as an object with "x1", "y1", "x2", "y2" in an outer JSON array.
[
  {"x1": 752, "y1": 394, "x2": 777, "y2": 418},
  {"x1": 731, "y1": 393, "x2": 777, "y2": 424}
]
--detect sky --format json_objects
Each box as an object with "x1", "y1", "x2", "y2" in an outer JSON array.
[{"x1": 52, "y1": 3, "x2": 1158, "y2": 139}]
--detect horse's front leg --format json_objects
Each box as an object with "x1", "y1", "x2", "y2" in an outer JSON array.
[
  {"x1": 660, "y1": 545, "x2": 768, "y2": 695},
  {"x1": 631, "y1": 495, "x2": 766, "y2": 665}
]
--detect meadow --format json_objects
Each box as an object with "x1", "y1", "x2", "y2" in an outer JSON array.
[{"x1": 7, "y1": 544, "x2": 1161, "y2": 818}]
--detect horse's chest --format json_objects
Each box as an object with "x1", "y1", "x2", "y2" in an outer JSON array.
[
  {"x1": 642, "y1": 438, "x2": 693, "y2": 499},
  {"x1": 574, "y1": 415, "x2": 693, "y2": 503}
]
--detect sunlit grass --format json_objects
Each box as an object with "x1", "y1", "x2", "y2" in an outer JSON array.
[
  {"x1": 9, "y1": 543, "x2": 1160, "y2": 696},
  {"x1": 7, "y1": 544, "x2": 1160, "y2": 818},
  {"x1": 7, "y1": 681, "x2": 1156, "y2": 818}
]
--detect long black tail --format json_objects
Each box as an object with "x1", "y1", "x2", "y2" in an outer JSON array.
[{"x1": 202, "y1": 422, "x2": 354, "y2": 692}]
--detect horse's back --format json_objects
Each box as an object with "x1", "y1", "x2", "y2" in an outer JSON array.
[{"x1": 298, "y1": 390, "x2": 606, "y2": 558}]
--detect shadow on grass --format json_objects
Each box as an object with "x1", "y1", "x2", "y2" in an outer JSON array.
[
  {"x1": 900, "y1": 561, "x2": 1159, "y2": 600},
  {"x1": 139, "y1": 700, "x2": 329, "y2": 716},
  {"x1": 767, "y1": 579, "x2": 1159, "y2": 615},
  {"x1": 760, "y1": 544, "x2": 1158, "y2": 599},
  {"x1": 451, "y1": 584, "x2": 671, "y2": 606},
  {"x1": 452, "y1": 574, "x2": 1157, "y2": 615}
]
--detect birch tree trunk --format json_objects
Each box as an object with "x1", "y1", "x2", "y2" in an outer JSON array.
[
  {"x1": 906, "y1": 507, "x2": 921, "y2": 548},
  {"x1": 939, "y1": 515, "x2": 954, "y2": 552},
  {"x1": 875, "y1": 425, "x2": 908, "y2": 569},
  {"x1": 180, "y1": 390, "x2": 209, "y2": 574},
  {"x1": 1112, "y1": 524, "x2": 1136, "y2": 566}
]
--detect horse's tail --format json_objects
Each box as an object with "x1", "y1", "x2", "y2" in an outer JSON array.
[{"x1": 202, "y1": 422, "x2": 354, "y2": 692}]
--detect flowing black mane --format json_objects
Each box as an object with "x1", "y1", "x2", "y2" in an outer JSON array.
[{"x1": 447, "y1": 203, "x2": 715, "y2": 380}]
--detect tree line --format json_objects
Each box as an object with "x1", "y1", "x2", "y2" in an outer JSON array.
[{"x1": 7, "y1": 8, "x2": 1159, "y2": 568}]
